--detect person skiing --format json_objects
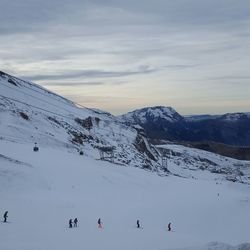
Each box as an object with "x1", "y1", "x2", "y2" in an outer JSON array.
[
  {"x1": 137, "y1": 219, "x2": 140, "y2": 228},
  {"x1": 3, "y1": 211, "x2": 8, "y2": 223},
  {"x1": 74, "y1": 218, "x2": 78, "y2": 227},
  {"x1": 168, "y1": 222, "x2": 171, "y2": 231},
  {"x1": 69, "y1": 219, "x2": 73, "y2": 228},
  {"x1": 97, "y1": 218, "x2": 102, "y2": 228}
]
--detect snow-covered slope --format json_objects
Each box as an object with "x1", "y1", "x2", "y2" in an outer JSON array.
[
  {"x1": 157, "y1": 144, "x2": 250, "y2": 184},
  {"x1": 0, "y1": 71, "x2": 161, "y2": 172},
  {"x1": 0, "y1": 141, "x2": 250, "y2": 250},
  {"x1": 1, "y1": 71, "x2": 250, "y2": 182}
]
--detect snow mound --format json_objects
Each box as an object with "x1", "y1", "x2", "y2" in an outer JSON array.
[{"x1": 172, "y1": 242, "x2": 250, "y2": 250}]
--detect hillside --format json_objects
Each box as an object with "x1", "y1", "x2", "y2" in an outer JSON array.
[
  {"x1": 120, "y1": 106, "x2": 250, "y2": 148},
  {"x1": 1, "y1": 71, "x2": 250, "y2": 250},
  {"x1": 0, "y1": 71, "x2": 161, "y2": 172}
]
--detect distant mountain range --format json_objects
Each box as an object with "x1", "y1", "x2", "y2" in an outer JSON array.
[{"x1": 119, "y1": 106, "x2": 250, "y2": 159}]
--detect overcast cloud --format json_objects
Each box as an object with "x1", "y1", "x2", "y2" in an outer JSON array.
[{"x1": 0, "y1": 0, "x2": 249, "y2": 115}]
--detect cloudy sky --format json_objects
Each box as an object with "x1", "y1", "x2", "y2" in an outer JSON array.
[{"x1": 0, "y1": 0, "x2": 250, "y2": 115}]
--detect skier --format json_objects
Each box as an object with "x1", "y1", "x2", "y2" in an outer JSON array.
[
  {"x1": 97, "y1": 218, "x2": 102, "y2": 228},
  {"x1": 3, "y1": 211, "x2": 8, "y2": 223},
  {"x1": 168, "y1": 222, "x2": 171, "y2": 231},
  {"x1": 137, "y1": 219, "x2": 140, "y2": 228},
  {"x1": 69, "y1": 219, "x2": 73, "y2": 228},
  {"x1": 74, "y1": 218, "x2": 78, "y2": 227}
]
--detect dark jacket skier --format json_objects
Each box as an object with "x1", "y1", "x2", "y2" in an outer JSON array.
[
  {"x1": 137, "y1": 220, "x2": 140, "y2": 228},
  {"x1": 74, "y1": 218, "x2": 78, "y2": 227},
  {"x1": 69, "y1": 219, "x2": 73, "y2": 228},
  {"x1": 98, "y1": 218, "x2": 102, "y2": 228},
  {"x1": 168, "y1": 222, "x2": 171, "y2": 231},
  {"x1": 3, "y1": 211, "x2": 8, "y2": 223}
]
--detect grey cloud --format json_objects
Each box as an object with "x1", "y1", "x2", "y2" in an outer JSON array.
[
  {"x1": 96, "y1": 0, "x2": 250, "y2": 26},
  {"x1": 1, "y1": 0, "x2": 250, "y2": 36},
  {"x1": 162, "y1": 64, "x2": 196, "y2": 70},
  {"x1": 42, "y1": 81, "x2": 106, "y2": 87},
  {"x1": 206, "y1": 76, "x2": 250, "y2": 81},
  {"x1": 21, "y1": 67, "x2": 157, "y2": 82}
]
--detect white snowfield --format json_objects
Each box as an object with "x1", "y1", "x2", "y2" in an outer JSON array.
[
  {"x1": 0, "y1": 72, "x2": 250, "y2": 249},
  {"x1": 0, "y1": 141, "x2": 250, "y2": 250}
]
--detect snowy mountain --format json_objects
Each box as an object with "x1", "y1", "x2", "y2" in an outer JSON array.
[
  {"x1": 1, "y1": 71, "x2": 250, "y2": 250},
  {"x1": 120, "y1": 106, "x2": 250, "y2": 147},
  {"x1": 1, "y1": 71, "x2": 250, "y2": 182},
  {"x1": 119, "y1": 106, "x2": 183, "y2": 124},
  {"x1": 0, "y1": 71, "x2": 162, "y2": 172},
  {"x1": 119, "y1": 106, "x2": 185, "y2": 141}
]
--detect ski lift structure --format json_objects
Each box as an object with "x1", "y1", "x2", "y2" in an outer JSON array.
[
  {"x1": 96, "y1": 146, "x2": 115, "y2": 163},
  {"x1": 33, "y1": 142, "x2": 39, "y2": 152},
  {"x1": 161, "y1": 153, "x2": 168, "y2": 169},
  {"x1": 158, "y1": 147, "x2": 170, "y2": 172}
]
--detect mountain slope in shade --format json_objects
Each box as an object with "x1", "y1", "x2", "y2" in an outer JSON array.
[
  {"x1": 120, "y1": 106, "x2": 250, "y2": 146},
  {"x1": 119, "y1": 106, "x2": 185, "y2": 141}
]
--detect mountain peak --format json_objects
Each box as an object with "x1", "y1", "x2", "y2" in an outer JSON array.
[{"x1": 120, "y1": 106, "x2": 183, "y2": 124}]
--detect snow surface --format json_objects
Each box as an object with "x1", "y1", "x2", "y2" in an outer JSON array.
[
  {"x1": 0, "y1": 140, "x2": 250, "y2": 250},
  {"x1": 157, "y1": 144, "x2": 250, "y2": 184}
]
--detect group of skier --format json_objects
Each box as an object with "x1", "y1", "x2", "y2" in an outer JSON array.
[
  {"x1": 68, "y1": 217, "x2": 172, "y2": 231},
  {"x1": 69, "y1": 218, "x2": 78, "y2": 228},
  {"x1": 3, "y1": 211, "x2": 172, "y2": 231},
  {"x1": 137, "y1": 220, "x2": 171, "y2": 231}
]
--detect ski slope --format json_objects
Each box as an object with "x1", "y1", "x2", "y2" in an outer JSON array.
[
  {"x1": 0, "y1": 140, "x2": 250, "y2": 250},
  {"x1": 0, "y1": 71, "x2": 161, "y2": 171}
]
